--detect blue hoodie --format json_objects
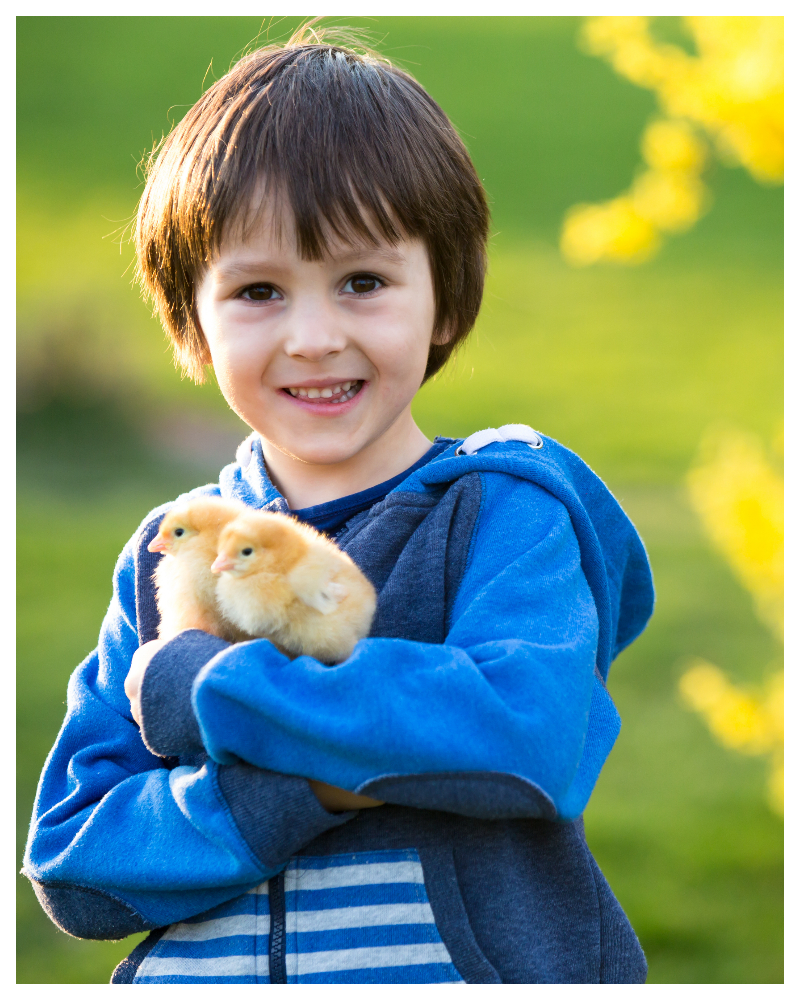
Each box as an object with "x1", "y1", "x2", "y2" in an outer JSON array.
[{"x1": 24, "y1": 427, "x2": 654, "y2": 984}]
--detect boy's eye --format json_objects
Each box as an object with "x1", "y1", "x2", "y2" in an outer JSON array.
[
  {"x1": 342, "y1": 274, "x2": 382, "y2": 296},
  {"x1": 240, "y1": 284, "x2": 279, "y2": 301}
]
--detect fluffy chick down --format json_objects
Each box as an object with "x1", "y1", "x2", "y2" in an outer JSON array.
[
  {"x1": 212, "y1": 509, "x2": 377, "y2": 664},
  {"x1": 148, "y1": 496, "x2": 252, "y2": 642}
]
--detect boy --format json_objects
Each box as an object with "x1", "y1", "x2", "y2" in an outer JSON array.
[{"x1": 24, "y1": 29, "x2": 654, "y2": 984}]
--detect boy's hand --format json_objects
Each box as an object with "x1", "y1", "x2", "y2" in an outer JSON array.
[
  {"x1": 308, "y1": 780, "x2": 384, "y2": 813},
  {"x1": 126, "y1": 643, "x2": 383, "y2": 813},
  {"x1": 125, "y1": 639, "x2": 169, "y2": 726}
]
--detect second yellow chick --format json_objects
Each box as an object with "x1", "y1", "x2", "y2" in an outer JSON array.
[{"x1": 211, "y1": 510, "x2": 377, "y2": 663}]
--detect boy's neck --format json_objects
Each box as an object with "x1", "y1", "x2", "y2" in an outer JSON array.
[{"x1": 259, "y1": 415, "x2": 433, "y2": 510}]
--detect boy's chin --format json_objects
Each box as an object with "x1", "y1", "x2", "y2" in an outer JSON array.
[{"x1": 259, "y1": 434, "x2": 373, "y2": 470}]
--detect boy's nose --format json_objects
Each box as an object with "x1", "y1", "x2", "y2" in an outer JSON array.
[{"x1": 283, "y1": 303, "x2": 348, "y2": 361}]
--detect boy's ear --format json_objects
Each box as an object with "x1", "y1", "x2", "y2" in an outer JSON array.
[
  {"x1": 190, "y1": 307, "x2": 213, "y2": 363},
  {"x1": 178, "y1": 310, "x2": 214, "y2": 382},
  {"x1": 430, "y1": 321, "x2": 456, "y2": 347}
]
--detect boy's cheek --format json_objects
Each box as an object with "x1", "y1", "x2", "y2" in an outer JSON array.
[{"x1": 210, "y1": 350, "x2": 267, "y2": 400}]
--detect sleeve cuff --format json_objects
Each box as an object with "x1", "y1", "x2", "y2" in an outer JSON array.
[
  {"x1": 139, "y1": 630, "x2": 230, "y2": 757},
  {"x1": 216, "y1": 762, "x2": 355, "y2": 870}
]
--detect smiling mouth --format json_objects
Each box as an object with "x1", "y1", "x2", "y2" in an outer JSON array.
[{"x1": 283, "y1": 380, "x2": 364, "y2": 403}]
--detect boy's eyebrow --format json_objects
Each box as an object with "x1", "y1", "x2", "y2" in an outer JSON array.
[
  {"x1": 329, "y1": 246, "x2": 407, "y2": 266},
  {"x1": 211, "y1": 260, "x2": 287, "y2": 282}
]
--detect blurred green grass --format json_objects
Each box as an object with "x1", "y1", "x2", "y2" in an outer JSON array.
[{"x1": 17, "y1": 16, "x2": 782, "y2": 984}]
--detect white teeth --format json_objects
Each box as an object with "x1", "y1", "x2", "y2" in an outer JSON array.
[{"x1": 287, "y1": 380, "x2": 361, "y2": 400}]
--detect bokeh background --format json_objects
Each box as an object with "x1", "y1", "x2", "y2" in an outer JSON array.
[{"x1": 17, "y1": 17, "x2": 783, "y2": 984}]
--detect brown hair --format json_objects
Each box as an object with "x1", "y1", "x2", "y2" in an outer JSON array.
[{"x1": 135, "y1": 24, "x2": 490, "y2": 383}]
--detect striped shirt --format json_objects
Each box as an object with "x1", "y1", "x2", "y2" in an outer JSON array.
[{"x1": 134, "y1": 849, "x2": 464, "y2": 984}]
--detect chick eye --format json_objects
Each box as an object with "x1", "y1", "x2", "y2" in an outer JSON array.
[
  {"x1": 241, "y1": 547, "x2": 254, "y2": 556},
  {"x1": 241, "y1": 284, "x2": 279, "y2": 302},
  {"x1": 342, "y1": 274, "x2": 382, "y2": 296},
  {"x1": 174, "y1": 528, "x2": 185, "y2": 537}
]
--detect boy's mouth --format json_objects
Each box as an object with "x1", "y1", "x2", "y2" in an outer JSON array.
[{"x1": 282, "y1": 380, "x2": 364, "y2": 404}]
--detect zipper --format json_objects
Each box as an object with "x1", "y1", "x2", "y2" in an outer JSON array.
[{"x1": 268, "y1": 873, "x2": 287, "y2": 983}]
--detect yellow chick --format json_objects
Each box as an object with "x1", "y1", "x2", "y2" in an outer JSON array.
[
  {"x1": 211, "y1": 509, "x2": 377, "y2": 663},
  {"x1": 148, "y1": 497, "x2": 252, "y2": 642}
]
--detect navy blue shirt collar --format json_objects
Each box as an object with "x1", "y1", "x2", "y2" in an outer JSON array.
[{"x1": 291, "y1": 438, "x2": 455, "y2": 535}]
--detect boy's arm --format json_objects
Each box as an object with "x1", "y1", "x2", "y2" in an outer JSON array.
[
  {"x1": 23, "y1": 527, "x2": 352, "y2": 941},
  {"x1": 148, "y1": 477, "x2": 619, "y2": 822},
  {"x1": 125, "y1": 636, "x2": 383, "y2": 814}
]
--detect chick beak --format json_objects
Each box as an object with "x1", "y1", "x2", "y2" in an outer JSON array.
[
  {"x1": 211, "y1": 554, "x2": 236, "y2": 574},
  {"x1": 148, "y1": 536, "x2": 168, "y2": 553}
]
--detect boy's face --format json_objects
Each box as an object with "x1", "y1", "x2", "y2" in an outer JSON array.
[{"x1": 195, "y1": 199, "x2": 438, "y2": 474}]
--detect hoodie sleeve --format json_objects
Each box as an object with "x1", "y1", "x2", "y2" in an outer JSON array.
[
  {"x1": 187, "y1": 475, "x2": 617, "y2": 822},
  {"x1": 22, "y1": 521, "x2": 352, "y2": 941}
]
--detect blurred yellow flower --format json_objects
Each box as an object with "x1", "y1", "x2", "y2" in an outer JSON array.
[
  {"x1": 561, "y1": 197, "x2": 659, "y2": 266},
  {"x1": 680, "y1": 427, "x2": 783, "y2": 814},
  {"x1": 631, "y1": 165, "x2": 706, "y2": 234},
  {"x1": 679, "y1": 661, "x2": 783, "y2": 756},
  {"x1": 680, "y1": 663, "x2": 783, "y2": 814},
  {"x1": 561, "y1": 16, "x2": 783, "y2": 265},
  {"x1": 641, "y1": 118, "x2": 707, "y2": 174},
  {"x1": 687, "y1": 427, "x2": 783, "y2": 639}
]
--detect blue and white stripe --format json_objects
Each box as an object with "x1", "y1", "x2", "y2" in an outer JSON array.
[
  {"x1": 134, "y1": 881, "x2": 272, "y2": 984},
  {"x1": 284, "y1": 850, "x2": 463, "y2": 983},
  {"x1": 134, "y1": 848, "x2": 463, "y2": 984}
]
